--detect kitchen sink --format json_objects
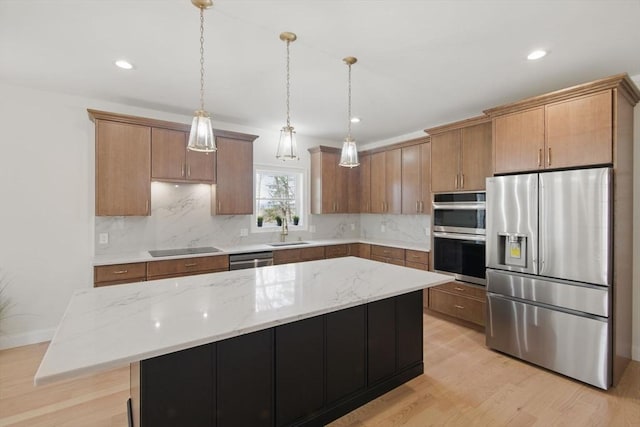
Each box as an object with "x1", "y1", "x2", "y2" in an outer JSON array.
[
  {"x1": 268, "y1": 241, "x2": 310, "y2": 247},
  {"x1": 148, "y1": 246, "x2": 222, "y2": 257}
]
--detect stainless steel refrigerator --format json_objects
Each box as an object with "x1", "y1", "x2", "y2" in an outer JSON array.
[{"x1": 485, "y1": 167, "x2": 612, "y2": 389}]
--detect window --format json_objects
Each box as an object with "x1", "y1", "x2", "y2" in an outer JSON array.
[{"x1": 255, "y1": 166, "x2": 304, "y2": 229}]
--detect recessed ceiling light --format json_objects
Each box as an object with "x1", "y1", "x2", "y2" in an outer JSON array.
[
  {"x1": 527, "y1": 50, "x2": 547, "y2": 60},
  {"x1": 115, "y1": 59, "x2": 134, "y2": 70},
  {"x1": 350, "y1": 117, "x2": 361, "y2": 123}
]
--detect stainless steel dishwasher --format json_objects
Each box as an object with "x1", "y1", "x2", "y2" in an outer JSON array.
[{"x1": 229, "y1": 251, "x2": 274, "y2": 270}]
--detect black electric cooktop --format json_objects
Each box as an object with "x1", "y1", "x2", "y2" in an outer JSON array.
[{"x1": 148, "y1": 246, "x2": 221, "y2": 257}]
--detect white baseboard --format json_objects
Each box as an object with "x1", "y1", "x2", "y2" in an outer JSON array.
[{"x1": 0, "y1": 328, "x2": 54, "y2": 350}]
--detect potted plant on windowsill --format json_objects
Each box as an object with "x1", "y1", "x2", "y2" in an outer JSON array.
[
  {"x1": 292, "y1": 215, "x2": 299, "y2": 226},
  {"x1": 275, "y1": 216, "x2": 283, "y2": 226},
  {"x1": 257, "y1": 216, "x2": 263, "y2": 227}
]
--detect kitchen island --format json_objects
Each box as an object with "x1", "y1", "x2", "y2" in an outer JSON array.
[{"x1": 35, "y1": 257, "x2": 451, "y2": 426}]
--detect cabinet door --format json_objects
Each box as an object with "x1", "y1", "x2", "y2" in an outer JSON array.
[
  {"x1": 430, "y1": 130, "x2": 460, "y2": 192},
  {"x1": 396, "y1": 291, "x2": 423, "y2": 370},
  {"x1": 214, "y1": 137, "x2": 253, "y2": 215},
  {"x1": 367, "y1": 298, "x2": 396, "y2": 384},
  {"x1": 275, "y1": 317, "x2": 324, "y2": 426},
  {"x1": 401, "y1": 145, "x2": 421, "y2": 214},
  {"x1": 370, "y1": 152, "x2": 386, "y2": 213},
  {"x1": 326, "y1": 306, "x2": 366, "y2": 403},
  {"x1": 359, "y1": 154, "x2": 371, "y2": 213},
  {"x1": 141, "y1": 344, "x2": 214, "y2": 427},
  {"x1": 96, "y1": 120, "x2": 150, "y2": 216},
  {"x1": 217, "y1": 329, "x2": 273, "y2": 427},
  {"x1": 460, "y1": 122, "x2": 492, "y2": 191},
  {"x1": 151, "y1": 128, "x2": 186, "y2": 180},
  {"x1": 545, "y1": 90, "x2": 612, "y2": 169},
  {"x1": 493, "y1": 107, "x2": 545, "y2": 174},
  {"x1": 347, "y1": 165, "x2": 360, "y2": 213},
  {"x1": 320, "y1": 152, "x2": 338, "y2": 213},
  {"x1": 335, "y1": 153, "x2": 349, "y2": 213},
  {"x1": 420, "y1": 142, "x2": 431, "y2": 213},
  {"x1": 185, "y1": 148, "x2": 215, "y2": 182},
  {"x1": 385, "y1": 148, "x2": 402, "y2": 214}
]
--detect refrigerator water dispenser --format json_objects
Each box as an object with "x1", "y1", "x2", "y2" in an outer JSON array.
[{"x1": 498, "y1": 233, "x2": 527, "y2": 268}]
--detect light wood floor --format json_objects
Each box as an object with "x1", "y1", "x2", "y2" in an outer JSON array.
[{"x1": 1, "y1": 312, "x2": 638, "y2": 427}]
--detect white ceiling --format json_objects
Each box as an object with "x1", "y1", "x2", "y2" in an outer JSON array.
[{"x1": 2, "y1": 0, "x2": 640, "y2": 144}]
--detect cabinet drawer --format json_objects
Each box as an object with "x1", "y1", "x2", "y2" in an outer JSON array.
[
  {"x1": 325, "y1": 244, "x2": 349, "y2": 259},
  {"x1": 94, "y1": 263, "x2": 146, "y2": 286},
  {"x1": 371, "y1": 255, "x2": 405, "y2": 267},
  {"x1": 147, "y1": 255, "x2": 229, "y2": 278},
  {"x1": 405, "y1": 261, "x2": 428, "y2": 271},
  {"x1": 371, "y1": 245, "x2": 404, "y2": 260},
  {"x1": 433, "y1": 281, "x2": 486, "y2": 299},
  {"x1": 300, "y1": 246, "x2": 326, "y2": 261},
  {"x1": 405, "y1": 250, "x2": 428, "y2": 265},
  {"x1": 429, "y1": 288, "x2": 485, "y2": 326},
  {"x1": 358, "y1": 244, "x2": 371, "y2": 259},
  {"x1": 273, "y1": 249, "x2": 301, "y2": 264}
]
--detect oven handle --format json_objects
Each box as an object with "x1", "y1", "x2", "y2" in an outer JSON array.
[
  {"x1": 432, "y1": 202, "x2": 486, "y2": 210},
  {"x1": 433, "y1": 231, "x2": 486, "y2": 242}
]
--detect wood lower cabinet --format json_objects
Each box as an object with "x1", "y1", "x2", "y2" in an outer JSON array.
[
  {"x1": 94, "y1": 120, "x2": 151, "y2": 216},
  {"x1": 370, "y1": 245, "x2": 405, "y2": 266},
  {"x1": 212, "y1": 135, "x2": 256, "y2": 215},
  {"x1": 94, "y1": 262, "x2": 146, "y2": 287},
  {"x1": 428, "y1": 281, "x2": 486, "y2": 326},
  {"x1": 151, "y1": 128, "x2": 214, "y2": 183},
  {"x1": 429, "y1": 118, "x2": 491, "y2": 192},
  {"x1": 136, "y1": 292, "x2": 422, "y2": 427},
  {"x1": 404, "y1": 249, "x2": 429, "y2": 271},
  {"x1": 273, "y1": 246, "x2": 325, "y2": 265},
  {"x1": 147, "y1": 255, "x2": 229, "y2": 280},
  {"x1": 357, "y1": 243, "x2": 371, "y2": 259},
  {"x1": 325, "y1": 244, "x2": 350, "y2": 259}
]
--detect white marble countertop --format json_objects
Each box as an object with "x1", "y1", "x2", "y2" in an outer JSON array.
[
  {"x1": 35, "y1": 257, "x2": 450, "y2": 386},
  {"x1": 92, "y1": 237, "x2": 430, "y2": 266}
]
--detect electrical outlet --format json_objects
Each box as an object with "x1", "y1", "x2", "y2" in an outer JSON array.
[
  {"x1": 350, "y1": 223, "x2": 355, "y2": 231},
  {"x1": 310, "y1": 225, "x2": 316, "y2": 233},
  {"x1": 380, "y1": 224, "x2": 386, "y2": 233},
  {"x1": 98, "y1": 233, "x2": 109, "y2": 244},
  {"x1": 424, "y1": 227, "x2": 429, "y2": 236},
  {"x1": 240, "y1": 228, "x2": 248, "y2": 237}
]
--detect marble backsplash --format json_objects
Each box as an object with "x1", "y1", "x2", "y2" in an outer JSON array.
[
  {"x1": 95, "y1": 183, "x2": 363, "y2": 255},
  {"x1": 360, "y1": 213, "x2": 431, "y2": 245}
]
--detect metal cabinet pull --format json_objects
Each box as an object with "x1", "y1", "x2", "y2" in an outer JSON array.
[
  {"x1": 548, "y1": 147, "x2": 552, "y2": 166},
  {"x1": 184, "y1": 263, "x2": 198, "y2": 267},
  {"x1": 460, "y1": 174, "x2": 464, "y2": 189},
  {"x1": 454, "y1": 286, "x2": 465, "y2": 291},
  {"x1": 113, "y1": 270, "x2": 128, "y2": 275},
  {"x1": 454, "y1": 175, "x2": 458, "y2": 189},
  {"x1": 537, "y1": 149, "x2": 542, "y2": 167},
  {"x1": 181, "y1": 164, "x2": 185, "y2": 177},
  {"x1": 454, "y1": 305, "x2": 465, "y2": 309},
  {"x1": 416, "y1": 201, "x2": 419, "y2": 212},
  {"x1": 187, "y1": 165, "x2": 191, "y2": 177}
]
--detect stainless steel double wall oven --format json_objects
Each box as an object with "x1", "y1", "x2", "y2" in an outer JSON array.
[{"x1": 432, "y1": 192, "x2": 486, "y2": 286}]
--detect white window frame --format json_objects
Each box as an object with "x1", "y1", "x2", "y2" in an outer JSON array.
[{"x1": 253, "y1": 164, "x2": 306, "y2": 233}]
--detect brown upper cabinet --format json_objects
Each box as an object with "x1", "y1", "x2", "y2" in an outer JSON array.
[
  {"x1": 427, "y1": 117, "x2": 492, "y2": 193},
  {"x1": 151, "y1": 128, "x2": 215, "y2": 183},
  {"x1": 486, "y1": 74, "x2": 640, "y2": 174},
  {"x1": 370, "y1": 149, "x2": 402, "y2": 214},
  {"x1": 401, "y1": 139, "x2": 431, "y2": 214},
  {"x1": 309, "y1": 146, "x2": 358, "y2": 214},
  {"x1": 89, "y1": 110, "x2": 257, "y2": 217},
  {"x1": 94, "y1": 119, "x2": 151, "y2": 216},
  {"x1": 359, "y1": 153, "x2": 371, "y2": 213},
  {"x1": 212, "y1": 132, "x2": 259, "y2": 215}
]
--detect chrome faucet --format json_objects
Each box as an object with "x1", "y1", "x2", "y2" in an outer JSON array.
[{"x1": 280, "y1": 215, "x2": 288, "y2": 242}]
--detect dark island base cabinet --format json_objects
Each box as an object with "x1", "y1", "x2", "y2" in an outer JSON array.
[{"x1": 135, "y1": 291, "x2": 423, "y2": 427}]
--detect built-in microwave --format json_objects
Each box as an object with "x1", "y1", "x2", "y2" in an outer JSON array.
[{"x1": 432, "y1": 192, "x2": 486, "y2": 285}]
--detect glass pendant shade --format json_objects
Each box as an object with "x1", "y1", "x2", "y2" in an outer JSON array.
[
  {"x1": 339, "y1": 137, "x2": 359, "y2": 167},
  {"x1": 276, "y1": 125, "x2": 298, "y2": 160},
  {"x1": 187, "y1": 110, "x2": 216, "y2": 152}
]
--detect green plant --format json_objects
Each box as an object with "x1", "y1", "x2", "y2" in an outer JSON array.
[
  {"x1": 275, "y1": 215, "x2": 283, "y2": 226},
  {"x1": 292, "y1": 215, "x2": 300, "y2": 225},
  {"x1": 257, "y1": 216, "x2": 264, "y2": 227}
]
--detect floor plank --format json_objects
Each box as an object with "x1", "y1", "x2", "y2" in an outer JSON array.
[{"x1": 1, "y1": 312, "x2": 638, "y2": 426}]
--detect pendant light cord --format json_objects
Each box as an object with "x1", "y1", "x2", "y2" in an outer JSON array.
[
  {"x1": 286, "y1": 40, "x2": 291, "y2": 128},
  {"x1": 199, "y1": 7, "x2": 205, "y2": 111},
  {"x1": 347, "y1": 63, "x2": 352, "y2": 140}
]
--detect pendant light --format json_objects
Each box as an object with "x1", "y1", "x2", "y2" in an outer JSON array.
[
  {"x1": 276, "y1": 32, "x2": 299, "y2": 160},
  {"x1": 339, "y1": 57, "x2": 359, "y2": 168},
  {"x1": 187, "y1": 0, "x2": 216, "y2": 152}
]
